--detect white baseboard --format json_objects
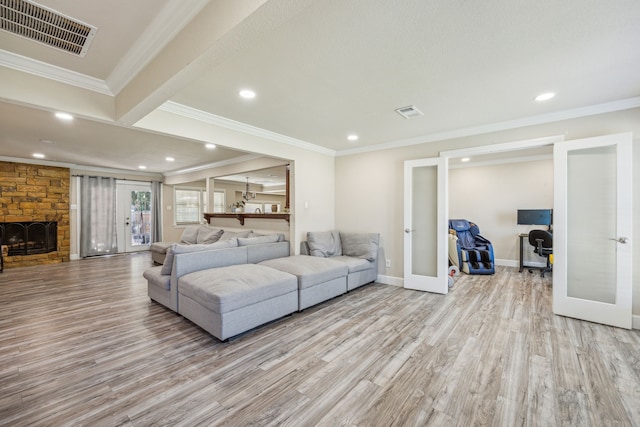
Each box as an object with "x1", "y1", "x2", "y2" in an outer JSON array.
[
  {"x1": 495, "y1": 259, "x2": 547, "y2": 268},
  {"x1": 70, "y1": 253, "x2": 80, "y2": 261},
  {"x1": 376, "y1": 274, "x2": 403, "y2": 287},
  {"x1": 495, "y1": 259, "x2": 519, "y2": 268},
  {"x1": 633, "y1": 315, "x2": 640, "y2": 330}
]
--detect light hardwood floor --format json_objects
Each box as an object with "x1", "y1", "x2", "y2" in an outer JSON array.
[{"x1": 1, "y1": 253, "x2": 639, "y2": 426}]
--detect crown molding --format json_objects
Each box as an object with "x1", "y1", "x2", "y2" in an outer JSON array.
[
  {"x1": 0, "y1": 2, "x2": 207, "y2": 97},
  {"x1": 0, "y1": 155, "x2": 162, "y2": 179},
  {"x1": 106, "y1": 1, "x2": 209, "y2": 95},
  {"x1": 159, "y1": 101, "x2": 336, "y2": 157},
  {"x1": 336, "y1": 97, "x2": 640, "y2": 157},
  {"x1": 163, "y1": 153, "x2": 264, "y2": 177},
  {"x1": 0, "y1": 49, "x2": 112, "y2": 95}
]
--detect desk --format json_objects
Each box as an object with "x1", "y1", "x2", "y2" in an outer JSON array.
[{"x1": 518, "y1": 233, "x2": 537, "y2": 272}]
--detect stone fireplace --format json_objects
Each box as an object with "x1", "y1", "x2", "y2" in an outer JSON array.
[{"x1": 0, "y1": 161, "x2": 70, "y2": 268}]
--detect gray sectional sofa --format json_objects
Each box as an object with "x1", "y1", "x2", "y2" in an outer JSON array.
[{"x1": 143, "y1": 230, "x2": 380, "y2": 341}]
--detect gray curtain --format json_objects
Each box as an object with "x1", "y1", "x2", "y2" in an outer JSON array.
[
  {"x1": 80, "y1": 176, "x2": 117, "y2": 257},
  {"x1": 151, "y1": 181, "x2": 162, "y2": 243}
]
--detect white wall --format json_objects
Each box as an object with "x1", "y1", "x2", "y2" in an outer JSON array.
[{"x1": 449, "y1": 158, "x2": 553, "y2": 266}]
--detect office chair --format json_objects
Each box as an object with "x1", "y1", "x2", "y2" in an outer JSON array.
[{"x1": 528, "y1": 229, "x2": 553, "y2": 277}]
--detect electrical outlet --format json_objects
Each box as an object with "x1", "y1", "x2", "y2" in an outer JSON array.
[{"x1": 385, "y1": 259, "x2": 391, "y2": 268}]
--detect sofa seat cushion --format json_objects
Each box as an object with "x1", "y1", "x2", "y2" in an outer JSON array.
[
  {"x1": 179, "y1": 264, "x2": 297, "y2": 314},
  {"x1": 329, "y1": 255, "x2": 372, "y2": 273},
  {"x1": 143, "y1": 266, "x2": 171, "y2": 291},
  {"x1": 259, "y1": 255, "x2": 348, "y2": 290}
]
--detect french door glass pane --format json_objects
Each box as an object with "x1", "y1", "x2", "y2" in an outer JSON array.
[
  {"x1": 130, "y1": 190, "x2": 151, "y2": 246},
  {"x1": 567, "y1": 145, "x2": 617, "y2": 303},
  {"x1": 412, "y1": 165, "x2": 437, "y2": 277}
]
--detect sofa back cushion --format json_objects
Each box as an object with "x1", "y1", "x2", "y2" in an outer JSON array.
[
  {"x1": 237, "y1": 233, "x2": 284, "y2": 246},
  {"x1": 340, "y1": 232, "x2": 379, "y2": 262},
  {"x1": 307, "y1": 230, "x2": 342, "y2": 257},
  {"x1": 219, "y1": 230, "x2": 252, "y2": 241},
  {"x1": 160, "y1": 238, "x2": 239, "y2": 275}
]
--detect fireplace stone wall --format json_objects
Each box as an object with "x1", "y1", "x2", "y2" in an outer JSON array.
[{"x1": 0, "y1": 162, "x2": 70, "y2": 268}]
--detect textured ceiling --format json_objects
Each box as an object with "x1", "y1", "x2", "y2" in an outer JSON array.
[{"x1": 0, "y1": 0, "x2": 639, "y2": 174}]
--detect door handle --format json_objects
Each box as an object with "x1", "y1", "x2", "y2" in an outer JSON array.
[
  {"x1": 405, "y1": 228, "x2": 414, "y2": 233},
  {"x1": 609, "y1": 237, "x2": 629, "y2": 244}
]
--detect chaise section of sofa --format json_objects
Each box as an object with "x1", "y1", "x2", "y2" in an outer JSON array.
[
  {"x1": 144, "y1": 238, "x2": 290, "y2": 312},
  {"x1": 178, "y1": 264, "x2": 299, "y2": 341}
]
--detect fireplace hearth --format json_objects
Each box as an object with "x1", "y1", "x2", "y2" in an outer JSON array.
[{"x1": 0, "y1": 222, "x2": 57, "y2": 256}]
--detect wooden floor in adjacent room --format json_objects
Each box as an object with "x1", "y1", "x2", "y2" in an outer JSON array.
[{"x1": 1, "y1": 253, "x2": 639, "y2": 426}]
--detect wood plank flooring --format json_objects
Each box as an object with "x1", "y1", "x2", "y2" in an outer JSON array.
[{"x1": 1, "y1": 253, "x2": 639, "y2": 426}]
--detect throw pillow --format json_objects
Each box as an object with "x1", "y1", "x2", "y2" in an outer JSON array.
[
  {"x1": 307, "y1": 230, "x2": 342, "y2": 257},
  {"x1": 197, "y1": 227, "x2": 223, "y2": 244},
  {"x1": 340, "y1": 232, "x2": 380, "y2": 261},
  {"x1": 179, "y1": 225, "x2": 200, "y2": 244},
  {"x1": 237, "y1": 233, "x2": 284, "y2": 246}
]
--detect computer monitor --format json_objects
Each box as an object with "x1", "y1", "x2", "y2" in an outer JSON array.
[{"x1": 517, "y1": 209, "x2": 553, "y2": 226}]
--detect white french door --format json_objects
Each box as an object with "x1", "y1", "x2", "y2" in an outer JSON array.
[
  {"x1": 403, "y1": 157, "x2": 449, "y2": 293},
  {"x1": 116, "y1": 181, "x2": 152, "y2": 253},
  {"x1": 553, "y1": 132, "x2": 633, "y2": 329}
]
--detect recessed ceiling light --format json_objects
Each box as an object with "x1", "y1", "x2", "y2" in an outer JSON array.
[
  {"x1": 165, "y1": 157, "x2": 175, "y2": 162},
  {"x1": 239, "y1": 89, "x2": 256, "y2": 99},
  {"x1": 55, "y1": 112, "x2": 74, "y2": 121},
  {"x1": 138, "y1": 165, "x2": 147, "y2": 170},
  {"x1": 461, "y1": 157, "x2": 470, "y2": 162},
  {"x1": 534, "y1": 92, "x2": 555, "y2": 102},
  {"x1": 347, "y1": 134, "x2": 359, "y2": 141},
  {"x1": 33, "y1": 153, "x2": 45, "y2": 159},
  {"x1": 205, "y1": 143, "x2": 216, "y2": 149}
]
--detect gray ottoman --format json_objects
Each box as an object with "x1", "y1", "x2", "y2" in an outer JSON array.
[
  {"x1": 178, "y1": 264, "x2": 298, "y2": 341},
  {"x1": 259, "y1": 255, "x2": 348, "y2": 311}
]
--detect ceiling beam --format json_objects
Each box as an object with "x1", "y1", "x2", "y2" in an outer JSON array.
[{"x1": 115, "y1": 0, "x2": 316, "y2": 126}]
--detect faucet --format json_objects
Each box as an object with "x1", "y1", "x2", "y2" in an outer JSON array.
[{"x1": 255, "y1": 208, "x2": 262, "y2": 214}]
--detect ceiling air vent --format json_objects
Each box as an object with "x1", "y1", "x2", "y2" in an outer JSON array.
[
  {"x1": 395, "y1": 105, "x2": 424, "y2": 119},
  {"x1": 0, "y1": 0, "x2": 96, "y2": 57}
]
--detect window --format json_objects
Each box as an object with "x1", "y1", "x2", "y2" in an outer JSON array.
[
  {"x1": 174, "y1": 187, "x2": 204, "y2": 224},
  {"x1": 213, "y1": 190, "x2": 226, "y2": 213}
]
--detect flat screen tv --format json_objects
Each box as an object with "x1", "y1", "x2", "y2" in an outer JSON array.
[{"x1": 517, "y1": 209, "x2": 553, "y2": 226}]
